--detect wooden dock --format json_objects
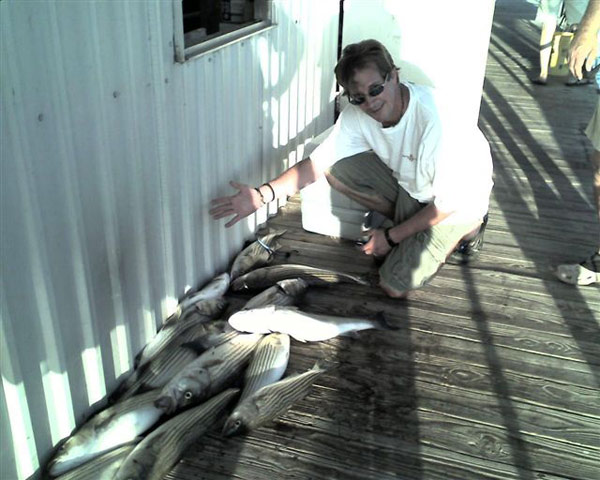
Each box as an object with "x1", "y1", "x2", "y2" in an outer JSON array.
[{"x1": 167, "y1": 1, "x2": 600, "y2": 478}]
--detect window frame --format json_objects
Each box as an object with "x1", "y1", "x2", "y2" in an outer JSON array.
[{"x1": 172, "y1": 0, "x2": 276, "y2": 63}]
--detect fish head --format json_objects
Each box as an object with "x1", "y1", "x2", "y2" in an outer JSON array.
[
  {"x1": 194, "y1": 297, "x2": 228, "y2": 317},
  {"x1": 278, "y1": 278, "x2": 309, "y2": 296},
  {"x1": 228, "y1": 309, "x2": 272, "y2": 334},
  {"x1": 230, "y1": 277, "x2": 248, "y2": 291},
  {"x1": 46, "y1": 434, "x2": 97, "y2": 476},
  {"x1": 113, "y1": 453, "x2": 151, "y2": 480},
  {"x1": 155, "y1": 374, "x2": 207, "y2": 414},
  {"x1": 222, "y1": 410, "x2": 249, "y2": 437}
]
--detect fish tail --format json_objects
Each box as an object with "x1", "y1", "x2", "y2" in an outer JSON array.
[
  {"x1": 311, "y1": 360, "x2": 329, "y2": 373},
  {"x1": 373, "y1": 311, "x2": 398, "y2": 331}
]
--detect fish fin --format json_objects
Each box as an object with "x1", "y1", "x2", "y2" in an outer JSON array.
[
  {"x1": 311, "y1": 360, "x2": 327, "y2": 372},
  {"x1": 355, "y1": 272, "x2": 376, "y2": 286},
  {"x1": 373, "y1": 311, "x2": 399, "y2": 330}
]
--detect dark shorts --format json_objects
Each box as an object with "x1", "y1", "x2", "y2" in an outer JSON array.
[{"x1": 327, "y1": 151, "x2": 480, "y2": 291}]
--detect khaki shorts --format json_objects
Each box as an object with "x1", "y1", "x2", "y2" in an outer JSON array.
[
  {"x1": 585, "y1": 98, "x2": 600, "y2": 152},
  {"x1": 327, "y1": 151, "x2": 478, "y2": 292}
]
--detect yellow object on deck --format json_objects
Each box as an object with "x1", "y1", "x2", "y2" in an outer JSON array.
[{"x1": 549, "y1": 31, "x2": 574, "y2": 77}]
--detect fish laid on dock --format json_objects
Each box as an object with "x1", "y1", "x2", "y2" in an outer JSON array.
[
  {"x1": 239, "y1": 333, "x2": 290, "y2": 403},
  {"x1": 135, "y1": 297, "x2": 226, "y2": 369},
  {"x1": 222, "y1": 363, "x2": 325, "y2": 437},
  {"x1": 115, "y1": 319, "x2": 240, "y2": 401},
  {"x1": 114, "y1": 389, "x2": 239, "y2": 480},
  {"x1": 46, "y1": 390, "x2": 163, "y2": 477},
  {"x1": 176, "y1": 272, "x2": 230, "y2": 317},
  {"x1": 242, "y1": 278, "x2": 309, "y2": 310},
  {"x1": 154, "y1": 333, "x2": 263, "y2": 414},
  {"x1": 230, "y1": 264, "x2": 370, "y2": 291},
  {"x1": 230, "y1": 230, "x2": 287, "y2": 279},
  {"x1": 54, "y1": 443, "x2": 137, "y2": 480},
  {"x1": 228, "y1": 305, "x2": 395, "y2": 342}
]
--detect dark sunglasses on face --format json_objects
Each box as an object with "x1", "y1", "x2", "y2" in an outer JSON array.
[{"x1": 347, "y1": 73, "x2": 390, "y2": 106}]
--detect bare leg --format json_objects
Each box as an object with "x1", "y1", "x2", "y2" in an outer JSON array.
[
  {"x1": 537, "y1": 18, "x2": 557, "y2": 82},
  {"x1": 555, "y1": 148, "x2": 600, "y2": 285}
]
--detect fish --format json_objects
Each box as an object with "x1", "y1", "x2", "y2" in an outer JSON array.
[
  {"x1": 134, "y1": 297, "x2": 226, "y2": 368},
  {"x1": 242, "y1": 278, "x2": 309, "y2": 310},
  {"x1": 54, "y1": 443, "x2": 137, "y2": 480},
  {"x1": 114, "y1": 388, "x2": 239, "y2": 480},
  {"x1": 230, "y1": 230, "x2": 287, "y2": 279},
  {"x1": 228, "y1": 305, "x2": 396, "y2": 342},
  {"x1": 230, "y1": 264, "x2": 370, "y2": 291},
  {"x1": 239, "y1": 333, "x2": 290, "y2": 403},
  {"x1": 46, "y1": 390, "x2": 163, "y2": 477},
  {"x1": 177, "y1": 272, "x2": 230, "y2": 317},
  {"x1": 222, "y1": 363, "x2": 325, "y2": 437},
  {"x1": 114, "y1": 320, "x2": 238, "y2": 401},
  {"x1": 154, "y1": 333, "x2": 263, "y2": 415}
]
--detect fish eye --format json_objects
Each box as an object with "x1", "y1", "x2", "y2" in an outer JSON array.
[
  {"x1": 235, "y1": 419, "x2": 242, "y2": 427},
  {"x1": 184, "y1": 391, "x2": 193, "y2": 400}
]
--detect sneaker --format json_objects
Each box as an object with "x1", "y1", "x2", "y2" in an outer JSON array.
[
  {"x1": 447, "y1": 214, "x2": 488, "y2": 265},
  {"x1": 555, "y1": 252, "x2": 600, "y2": 286}
]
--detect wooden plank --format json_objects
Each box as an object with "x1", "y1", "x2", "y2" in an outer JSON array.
[{"x1": 166, "y1": 2, "x2": 600, "y2": 479}]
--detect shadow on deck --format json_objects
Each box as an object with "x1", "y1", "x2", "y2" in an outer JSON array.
[{"x1": 168, "y1": 1, "x2": 600, "y2": 479}]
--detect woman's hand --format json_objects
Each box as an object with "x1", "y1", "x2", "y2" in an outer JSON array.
[
  {"x1": 361, "y1": 229, "x2": 392, "y2": 257},
  {"x1": 210, "y1": 181, "x2": 264, "y2": 228}
]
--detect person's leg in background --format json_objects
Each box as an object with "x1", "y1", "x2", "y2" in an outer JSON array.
[
  {"x1": 532, "y1": 0, "x2": 563, "y2": 84},
  {"x1": 555, "y1": 99, "x2": 600, "y2": 285}
]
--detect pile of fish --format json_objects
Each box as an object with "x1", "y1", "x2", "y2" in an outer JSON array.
[{"x1": 44, "y1": 230, "x2": 394, "y2": 479}]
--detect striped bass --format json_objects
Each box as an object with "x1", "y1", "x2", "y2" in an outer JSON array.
[
  {"x1": 222, "y1": 363, "x2": 325, "y2": 437},
  {"x1": 114, "y1": 388, "x2": 239, "y2": 480},
  {"x1": 46, "y1": 390, "x2": 163, "y2": 477},
  {"x1": 54, "y1": 443, "x2": 137, "y2": 480},
  {"x1": 242, "y1": 278, "x2": 308, "y2": 310},
  {"x1": 154, "y1": 333, "x2": 263, "y2": 415},
  {"x1": 230, "y1": 264, "x2": 370, "y2": 291},
  {"x1": 177, "y1": 272, "x2": 230, "y2": 316},
  {"x1": 228, "y1": 305, "x2": 395, "y2": 342},
  {"x1": 114, "y1": 320, "x2": 238, "y2": 401},
  {"x1": 135, "y1": 298, "x2": 226, "y2": 368},
  {"x1": 239, "y1": 333, "x2": 290, "y2": 402},
  {"x1": 230, "y1": 230, "x2": 286, "y2": 279}
]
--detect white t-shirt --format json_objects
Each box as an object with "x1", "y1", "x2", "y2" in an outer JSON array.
[{"x1": 310, "y1": 82, "x2": 494, "y2": 225}]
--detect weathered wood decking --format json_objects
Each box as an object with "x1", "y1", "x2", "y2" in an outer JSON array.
[{"x1": 167, "y1": 1, "x2": 600, "y2": 479}]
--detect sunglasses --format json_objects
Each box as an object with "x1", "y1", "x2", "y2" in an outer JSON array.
[{"x1": 347, "y1": 73, "x2": 390, "y2": 105}]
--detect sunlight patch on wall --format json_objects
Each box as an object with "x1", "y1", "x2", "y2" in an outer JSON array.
[
  {"x1": 161, "y1": 295, "x2": 179, "y2": 321},
  {"x1": 110, "y1": 324, "x2": 131, "y2": 378},
  {"x1": 143, "y1": 308, "x2": 157, "y2": 341},
  {"x1": 40, "y1": 362, "x2": 74, "y2": 443},
  {"x1": 81, "y1": 347, "x2": 106, "y2": 405},
  {"x1": 1, "y1": 315, "x2": 39, "y2": 480},
  {"x1": 2, "y1": 379, "x2": 38, "y2": 479}
]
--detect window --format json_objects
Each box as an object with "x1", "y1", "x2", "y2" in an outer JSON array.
[{"x1": 174, "y1": 0, "x2": 274, "y2": 62}]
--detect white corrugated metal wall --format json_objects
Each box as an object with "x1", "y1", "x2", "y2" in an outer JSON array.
[{"x1": 0, "y1": 1, "x2": 339, "y2": 478}]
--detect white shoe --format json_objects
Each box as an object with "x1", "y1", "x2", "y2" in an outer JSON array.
[{"x1": 555, "y1": 263, "x2": 600, "y2": 286}]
